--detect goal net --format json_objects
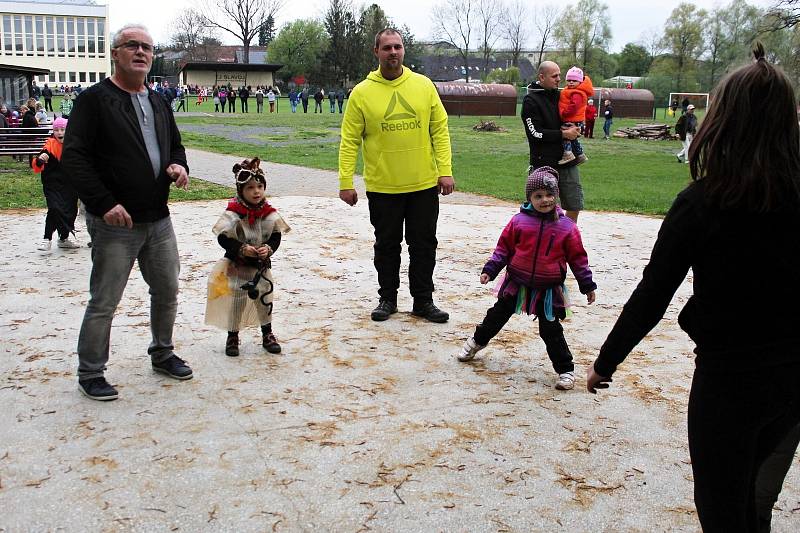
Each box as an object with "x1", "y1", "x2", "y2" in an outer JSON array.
[{"x1": 666, "y1": 92, "x2": 710, "y2": 117}]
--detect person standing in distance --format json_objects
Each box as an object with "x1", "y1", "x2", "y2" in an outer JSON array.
[
  {"x1": 521, "y1": 61, "x2": 583, "y2": 222},
  {"x1": 338, "y1": 28, "x2": 455, "y2": 323},
  {"x1": 62, "y1": 23, "x2": 193, "y2": 401}
]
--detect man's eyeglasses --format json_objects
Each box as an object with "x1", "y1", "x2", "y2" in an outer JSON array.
[{"x1": 115, "y1": 40, "x2": 154, "y2": 53}]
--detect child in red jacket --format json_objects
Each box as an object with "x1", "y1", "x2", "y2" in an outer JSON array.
[
  {"x1": 457, "y1": 166, "x2": 597, "y2": 391},
  {"x1": 559, "y1": 67, "x2": 594, "y2": 165}
]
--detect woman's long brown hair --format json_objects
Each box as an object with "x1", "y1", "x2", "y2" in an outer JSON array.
[{"x1": 688, "y1": 42, "x2": 800, "y2": 211}]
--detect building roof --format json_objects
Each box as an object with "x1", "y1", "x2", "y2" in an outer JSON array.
[
  {"x1": 235, "y1": 49, "x2": 268, "y2": 64},
  {"x1": 179, "y1": 62, "x2": 283, "y2": 74},
  {"x1": 0, "y1": 63, "x2": 51, "y2": 75}
]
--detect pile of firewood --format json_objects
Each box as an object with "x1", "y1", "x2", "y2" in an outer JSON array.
[
  {"x1": 612, "y1": 123, "x2": 676, "y2": 140},
  {"x1": 473, "y1": 120, "x2": 507, "y2": 132}
]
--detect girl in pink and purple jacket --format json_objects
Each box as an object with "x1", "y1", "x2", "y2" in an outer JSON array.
[{"x1": 457, "y1": 166, "x2": 597, "y2": 390}]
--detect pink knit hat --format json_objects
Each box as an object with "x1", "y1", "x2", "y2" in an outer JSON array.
[
  {"x1": 53, "y1": 117, "x2": 68, "y2": 129},
  {"x1": 526, "y1": 166, "x2": 559, "y2": 201},
  {"x1": 566, "y1": 66, "x2": 584, "y2": 82}
]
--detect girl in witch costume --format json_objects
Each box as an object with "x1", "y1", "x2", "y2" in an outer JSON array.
[{"x1": 205, "y1": 158, "x2": 290, "y2": 357}]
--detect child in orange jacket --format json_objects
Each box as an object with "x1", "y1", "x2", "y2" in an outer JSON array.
[
  {"x1": 558, "y1": 67, "x2": 594, "y2": 165},
  {"x1": 31, "y1": 117, "x2": 80, "y2": 251}
]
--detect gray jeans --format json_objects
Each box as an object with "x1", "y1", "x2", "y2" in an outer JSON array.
[{"x1": 77, "y1": 213, "x2": 180, "y2": 379}]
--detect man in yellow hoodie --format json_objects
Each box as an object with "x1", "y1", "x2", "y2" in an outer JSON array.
[{"x1": 339, "y1": 28, "x2": 455, "y2": 323}]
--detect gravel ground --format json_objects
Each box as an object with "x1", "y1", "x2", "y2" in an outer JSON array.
[{"x1": 1, "y1": 195, "x2": 797, "y2": 531}]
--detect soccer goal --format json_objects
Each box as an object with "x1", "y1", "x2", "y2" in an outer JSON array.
[{"x1": 665, "y1": 92, "x2": 710, "y2": 118}]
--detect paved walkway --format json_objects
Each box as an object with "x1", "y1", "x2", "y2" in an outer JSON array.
[{"x1": 186, "y1": 148, "x2": 512, "y2": 206}]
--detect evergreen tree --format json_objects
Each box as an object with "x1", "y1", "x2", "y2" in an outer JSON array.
[{"x1": 259, "y1": 15, "x2": 276, "y2": 47}]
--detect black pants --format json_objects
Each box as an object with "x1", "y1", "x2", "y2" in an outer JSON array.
[
  {"x1": 366, "y1": 186, "x2": 439, "y2": 302},
  {"x1": 688, "y1": 364, "x2": 800, "y2": 532},
  {"x1": 240, "y1": 97, "x2": 248, "y2": 112},
  {"x1": 228, "y1": 98, "x2": 235, "y2": 112},
  {"x1": 44, "y1": 98, "x2": 53, "y2": 112},
  {"x1": 314, "y1": 101, "x2": 322, "y2": 113},
  {"x1": 473, "y1": 294, "x2": 574, "y2": 374},
  {"x1": 42, "y1": 179, "x2": 78, "y2": 240}
]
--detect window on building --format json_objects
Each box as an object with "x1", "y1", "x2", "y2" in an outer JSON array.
[
  {"x1": 58, "y1": 71, "x2": 65, "y2": 83},
  {"x1": 89, "y1": 72, "x2": 96, "y2": 83},
  {"x1": 66, "y1": 17, "x2": 75, "y2": 55},
  {"x1": 87, "y1": 19, "x2": 95, "y2": 56},
  {"x1": 13, "y1": 15, "x2": 23, "y2": 55},
  {"x1": 35, "y1": 16, "x2": 44, "y2": 55},
  {"x1": 24, "y1": 16, "x2": 33, "y2": 56},
  {"x1": 46, "y1": 17, "x2": 54, "y2": 55},
  {"x1": 56, "y1": 18, "x2": 65, "y2": 57},
  {"x1": 2, "y1": 15, "x2": 11, "y2": 54},
  {"x1": 97, "y1": 19, "x2": 105, "y2": 56},
  {"x1": 69, "y1": 72, "x2": 76, "y2": 83},
  {"x1": 99, "y1": 72, "x2": 106, "y2": 80},
  {"x1": 77, "y1": 18, "x2": 85, "y2": 55},
  {"x1": 78, "y1": 72, "x2": 85, "y2": 83}
]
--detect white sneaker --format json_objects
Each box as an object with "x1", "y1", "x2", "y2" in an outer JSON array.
[
  {"x1": 457, "y1": 337, "x2": 485, "y2": 362},
  {"x1": 555, "y1": 371, "x2": 575, "y2": 390},
  {"x1": 57, "y1": 238, "x2": 80, "y2": 249},
  {"x1": 38, "y1": 239, "x2": 51, "y2": 251}
]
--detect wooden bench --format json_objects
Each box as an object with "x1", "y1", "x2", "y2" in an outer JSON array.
[{"x1": 0, "y1": 127, "x2": 54, "y2": 157}]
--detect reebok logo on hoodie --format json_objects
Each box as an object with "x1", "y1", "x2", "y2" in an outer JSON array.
[{"x1": 382, "y1": 91, "x2": 421, "y2": 131}]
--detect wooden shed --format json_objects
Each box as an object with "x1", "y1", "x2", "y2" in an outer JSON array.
[
  {"x1": 594, "y1": 88, "x2": 654, "y2": 119},
  {"x1": 434, "y1": 83, "x2": 517, "y2": 117}
]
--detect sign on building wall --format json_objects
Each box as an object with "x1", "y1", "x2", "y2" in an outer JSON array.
[{"x1": 216, "y1": 72, "x2": 247, "y2": 84}]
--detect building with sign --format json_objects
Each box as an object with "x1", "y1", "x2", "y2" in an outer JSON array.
[
  {"x1": 0, "y1": 0, "x2": 110, "y2": 87},
  {"x1": 178, "y1": 62, "x2": 283, "y2": 89}
]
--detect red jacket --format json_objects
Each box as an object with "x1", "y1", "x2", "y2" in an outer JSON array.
[
  {"x1": 585, "y1": 104, "x2": 598, "y2": 121},
  {"x1": 559, "y1": 75, "x2": 595, "y2": 123}
]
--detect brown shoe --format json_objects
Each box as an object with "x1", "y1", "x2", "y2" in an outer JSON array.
[
  {"x1": 225, "y1": 332, "x2": 239, "y2": 357},
  {"x1": 263, "y1": 332, "x2": 281, "y2": 354}
]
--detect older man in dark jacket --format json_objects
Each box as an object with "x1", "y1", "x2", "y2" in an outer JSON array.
[
  {"x1": 521, "y1": 61, "x2": 583, "y2": 222},
  {"x1": 62, "y1": 23, "x2": 193, "y2": 401}
]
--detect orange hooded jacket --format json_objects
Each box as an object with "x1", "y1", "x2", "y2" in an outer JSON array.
[{"x1": 558, "y1": 74, "x2": 595, "y2": 123}]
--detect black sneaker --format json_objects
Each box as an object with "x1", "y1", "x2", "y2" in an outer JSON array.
[
  {"x1": 152, "y1": 355, "x2": 194, "y2": 380},
  {"x1": 78, "y1": 377, "x2": 119, "y2": 401},
  {"x1": 412, "y1": 301, "x2": 449, "y2": 323},
  {"x1": 370, "y1": 299, "x2": 398, "y2": 321},
  {"x1": 262, "y1": 332, "x2": 282, "y2": 354}
]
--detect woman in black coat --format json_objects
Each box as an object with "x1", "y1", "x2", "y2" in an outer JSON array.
[{"x1": 588, "y1": 43, "x2": 800, "y2": 533}]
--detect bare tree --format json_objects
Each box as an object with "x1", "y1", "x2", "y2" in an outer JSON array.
[
  {"x1": 476, "y1": 0, "x2": 503, "y2": 76},
  {"x1": 170, "y1": 8, "x2": 215, "y2": 61},
  {"x1": 501, "y1": 0, "x2": 527, "y2": 67},
  {"x1": 763, "y1": 0, "x2": 800, "y2": 30},
  {"x1": 201, "y1": 0, "x2": 285, "y2": 63},
  {"x1": 432, "y1": 0, "x2": 476, "y2": 82},
  {"x1": 532, "y1": 4, "x2": 561, "y2": 67}
]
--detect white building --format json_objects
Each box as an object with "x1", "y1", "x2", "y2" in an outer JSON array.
[{"x1": 0, "y1": 0, "x2": 110, "y2": 87}]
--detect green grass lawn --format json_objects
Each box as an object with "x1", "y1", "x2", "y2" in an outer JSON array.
[
  {"x1": 0, "y1": 158, "x2": 232, "y2": 210},
  {"x1": 5, "y1": 100, "x2": 693, "y2": 215},
  {"x1": 175, "y1": 103, "x2": 693, "y2": 215}
]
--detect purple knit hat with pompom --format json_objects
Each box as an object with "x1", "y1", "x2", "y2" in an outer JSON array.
[{"x1": 526, "y1": 166, "x2": 559, "y2": 201}]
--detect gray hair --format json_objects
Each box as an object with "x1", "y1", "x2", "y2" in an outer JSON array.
[{"x1": 111, "y1": 23, "x2": 152, "y2": 49}]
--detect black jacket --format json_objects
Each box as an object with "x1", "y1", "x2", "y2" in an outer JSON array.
[
  {"x1": 42, "y1": 87, "x2": 53, "y2": 99},
  {"x1": 62, "y1": 78, "x2": 188, "y2": 222},
  {"x1": 521, "y1": 82, "x2": 564, "y2": 167},
  {"x1": 22, "y1": 110, "x2": 38, "y2": 128},
  {"x1": 595, "y1": 180, "x2": 800, "y2": 378}
]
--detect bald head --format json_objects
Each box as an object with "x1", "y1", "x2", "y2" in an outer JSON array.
[{"x1": 538, "y1": 61, "x2": 561, "y2": 90}]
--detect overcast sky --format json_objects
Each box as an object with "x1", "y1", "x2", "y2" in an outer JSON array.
[{"x1": 102, "y1": 0, "x2": 778, "y2": 53}]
